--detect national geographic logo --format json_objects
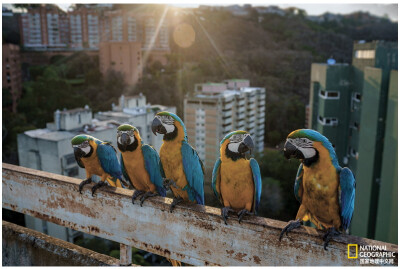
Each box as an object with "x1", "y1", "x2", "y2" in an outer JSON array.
[
  {"x1": 347, "y1": 244, "x2": 396, "y2": 265},
  {"x1": 348, "y1": 244, "x2": 358, "y2": 259}
]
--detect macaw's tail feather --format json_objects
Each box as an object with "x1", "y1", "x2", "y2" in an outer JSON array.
[{"x1": 168, "y1": 259, "x2": 182, "y2": 266}]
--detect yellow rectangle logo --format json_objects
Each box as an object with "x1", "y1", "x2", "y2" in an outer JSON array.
[{"x1": 348, "y1": 244, "x2": 358, "y2": 259}]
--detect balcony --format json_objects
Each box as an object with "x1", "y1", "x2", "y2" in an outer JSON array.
[
  {"x1": 236, "y1": 113, "x2": 245, "y2": 120},
  {"x1": 222, "y1": 124, "x2": 232, "y2": 133},
  {"x1": 2, "y1": 164, "x2": 397, "y2": 266},
  {"x1": 247, "y1": 95, "x2": 256, "y2": 103},
  {"x1": 222, "y1": 116, "x2": 232, "y2": 125},
  {"x1": 236, "y1": 119, "x2": 245, "y2": 127},
  {"x1": 237, "y1": 106, "x2": 246, "y2": 114},
  {"x1": 222, "y1": 102, "x2": 233, "y2": 110},
  {"x1": 247, "y1": 103, "x2": 257, "y2": 110},
  {"x1": 258, "y1": 99, "x2": 266, "y2": 106}
]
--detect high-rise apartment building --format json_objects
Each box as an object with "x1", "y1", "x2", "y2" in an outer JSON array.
[
  {"x1": 308, "y1": 41, "x2": 398, "y2": 243},
  {"x1": 19, "y1": 4, "x2": 169, "y2": 56},
  {"x1": 2, "y1": 43, "x2": 22, "y2": 113},
  {"x1": 20, "y1": 4, "x2": 68, "y2": 49},
  {"x1": 184, "y1": 79, "x2": 265, "y2": 175}
]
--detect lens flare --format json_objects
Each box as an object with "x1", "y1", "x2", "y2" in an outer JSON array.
[{"x1": 173, "y1": 23, "x2": 195, "y2": 48}]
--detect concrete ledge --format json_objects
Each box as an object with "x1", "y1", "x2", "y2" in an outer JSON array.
[
  {"x1": 2, "y1": 221, "x2": 120, "y2": 266},
  {"x1": 2, "y1": 163, "x2": 398, "y2": 266}
]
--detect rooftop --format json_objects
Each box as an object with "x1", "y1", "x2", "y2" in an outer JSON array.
[
  {"x1": 24, "y1": 119, "x2": 119, "y2": 141},
  {"x1": 56, "y1": 107, "x2": 90, "y2": 114},
  {"x1": 192, "y1": 87, "x2": 265, "y2": 99}
]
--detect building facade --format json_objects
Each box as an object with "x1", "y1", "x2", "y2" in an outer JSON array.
[
  {"x1": 99, "y1": 41, "x2": 142, "y2": 85},
  {"x1": 20, "y1": 5, "x2": 68, "y2": 49},
  {"x1": 2, "y1": 43, "x2": 22, "y2": 113},
  {"x1": 307, "y1": 41, "x2": 398, "y2": 243},
  {"x1": 184, "y1": 79, "x2": 266, "y2": 175},
  {"x1": 19, "y1": 4, "x2": 170, "y2": 58}
]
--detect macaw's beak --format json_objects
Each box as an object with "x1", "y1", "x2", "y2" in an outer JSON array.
[
  {"x1": 119, "y1": 133, "x2": 130, "y2": 151},
  {"x1": 151, "y1": 117, "x2": 167, "y2": 135},
  {"x1": 238, "y1": 135, "x2": 255, "y2": 154},
  {"x1": 74, "y1": 147, "x2": 85, "y2": 158},
  {"x1": 283, "y1": 140, "x2": 304, "y2": 159}
]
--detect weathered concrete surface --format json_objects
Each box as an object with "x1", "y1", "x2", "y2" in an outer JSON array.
[
  {"x1": 2, "y1": 163, "x2": 398, "y2": 266},
  {"x1": 2, "y1": 221, "x2": 119, "y2": 266}
]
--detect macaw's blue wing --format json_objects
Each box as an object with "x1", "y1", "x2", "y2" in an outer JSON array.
[
  {"x1": 294, "y1": 163, "x2": 304, "y2": 203},
  {"x1": 181, "y1": 141, "x2": 205, "y2": 205},
  {"x1": 211, "y1": 158, "x2": 222, "y2": 203},
  {"x1": 339, "y1": 167, "x2": 356, "y2": 230},
  {"x1": 120, "y1": 153, "x2": 134, "y2": 189},
  {"x1": 96, "y1": 142, "x2": 125, "y2": 183},
  {"x1": 142, "y1": 144, "x2": 167, "y2": 197},
  {"x1": 250, "y1": 158, "x2": 262, "y2": 213}
]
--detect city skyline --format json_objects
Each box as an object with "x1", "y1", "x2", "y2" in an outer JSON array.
[{"x1": 3, "y1": 3, "x2": 398, "y2": 21}]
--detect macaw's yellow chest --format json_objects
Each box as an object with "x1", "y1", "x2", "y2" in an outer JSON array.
[
  {"x1": 81, "y1": 151, "x2": 105, "y2": 178},
  {"x1": 160, "y1": 141, "x2": 189, "y2": 200},
  {"x1": 220, "y1": 158, "x2": 254, "y2": 212},
  {"x1": 122, "y1": 149, "x2": 155, "y2": 192},
  {"x1": 302, "y1": 161, "x2": 341, "y2": 229}
]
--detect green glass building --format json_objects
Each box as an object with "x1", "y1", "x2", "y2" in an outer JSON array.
[{"x1": 308, "y1": 41, "x2": 398, "y2": 243}]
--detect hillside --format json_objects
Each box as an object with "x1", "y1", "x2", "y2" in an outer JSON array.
[{"x1": 132, "y1": 7, "x2": 397, "y2": 146}]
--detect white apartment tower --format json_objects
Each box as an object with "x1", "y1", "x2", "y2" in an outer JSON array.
[{"x1": 184, "y1": 79, "x2": 266, "y2": 174}]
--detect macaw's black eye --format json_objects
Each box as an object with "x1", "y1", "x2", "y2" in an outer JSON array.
[{"x1": 129, "y1": 130, "x2": 134, "y2": 135}]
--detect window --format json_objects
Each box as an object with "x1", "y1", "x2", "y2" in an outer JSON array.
[
  {"x1": 318, "y1": 116, "x2": 339, "y2": 126},
  {"x1": 352, "y1": 92, "x2": 361, "y2": 102},
  {"x1": 327, "y1": 92, "x2": 339, "y2": 98},
  {"x1": 354, "y1": 50, "x2": 375, "y2": 59},
  {"x1": 319, "y1": 89, "x2": 340, "y2": 100}
]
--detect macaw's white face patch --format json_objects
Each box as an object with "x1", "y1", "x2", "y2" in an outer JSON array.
[
  {"x1": 228, "y1": 142, "x2": 240, "y2": 153},
  {"x1": 287, "y1": 137, "x2": 317, "y2": 158},
  {"x1": 227, "y1": 133, "x2": 248, "y2": 153},
  {"x1": 157, "y1": 115, "x2": 175, "y2": 133},
  {"x1": 117, "y1": 130, "x2": 135, "y2": 144},
  {"x1": 73, "y1": 141, "x2": 91, "y2": 155}
]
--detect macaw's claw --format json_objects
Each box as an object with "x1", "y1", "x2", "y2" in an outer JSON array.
[
  {"x1": 237, "y1": 209, "x2": 254, "y2": 224},
  {"x1": 221, "y1": 207, "x2": 234, "y2": 225},
  {"x1": 79, "y1": 178, "x2": 92, "y2": 194},
  {"x1": 163, "y1": 178, "x2": 179, "y2": 190},
  {"x1": 140, "y1": 192, "x2": 158, "y2": 207},
  {"x1": 169, "y1": 197, "x2": 183, "y2": 213},
  {"x1": 91, "y1": 181, "x2": 106, "y2": 197},
  {"x1": 323, "y1": 227, "x2": 340, "y2": 250},
  {"x1": 279, "y1": 219, "x2": 301, "y2": 241},
  {"x1": 131, "y1": 190, "x2": 145, "y2": 205}
]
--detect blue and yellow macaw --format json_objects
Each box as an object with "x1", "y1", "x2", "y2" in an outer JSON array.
[
  {"x1": 151, "y1": 111, "x2": 205, "y2": 212},
  {"x1": 279, "y1": 129, "x2": 356, "y2": 250},
  {"x1": 116, "y1": 124, "x2": 166, "y2": 206},
  {"x1": 212, "y1": 130, "x2": 262, "y2": 225},
  {"x1": 71, "y1": 134, "x2": 128, "y2": 196}
]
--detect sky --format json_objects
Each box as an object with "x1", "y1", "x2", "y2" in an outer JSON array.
[
  {"x1": 60, "y1": 3, "x2": 398, "y2": 21},
  {"x1": 3, "y1": 2, "x2": 398, "y2": 21}
]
